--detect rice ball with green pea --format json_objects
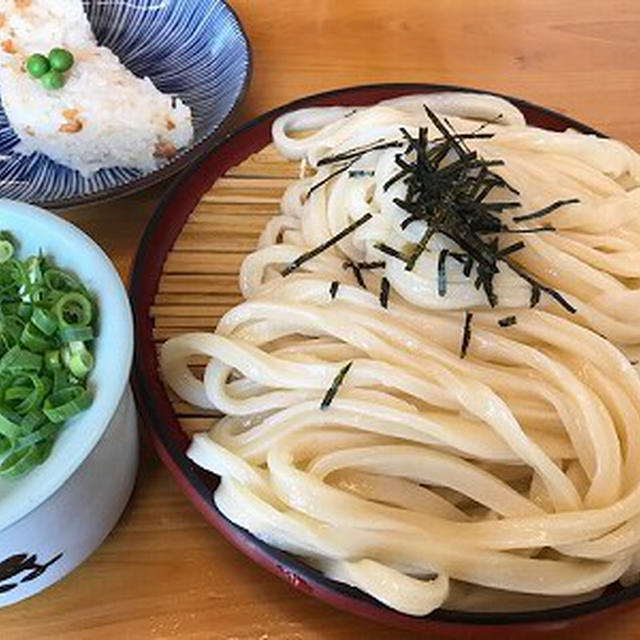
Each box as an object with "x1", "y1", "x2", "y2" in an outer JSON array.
[
  {"x1": 0, "y1": 0, "x2": 193, "y2": 176},
  {"x1": 26, "y1": 47, "x2": 75, "y2": 90}
]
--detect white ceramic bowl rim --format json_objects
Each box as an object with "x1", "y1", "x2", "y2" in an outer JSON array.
[{"x1": 0, "y1": 199, "x2": 133, "y2": 531}]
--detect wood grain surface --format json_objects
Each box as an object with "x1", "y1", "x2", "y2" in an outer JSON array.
[
  {"x1": 4, "y1": 1, "x2": 640, "y2": 638},
  {"x1": 152, "y1": 144, "x2": 283, "y2": 350}
]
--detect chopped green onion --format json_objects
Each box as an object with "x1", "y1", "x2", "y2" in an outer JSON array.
[
  {"x1": 41, "y1": 289, "x2": 64, "y2": 307},
  {"x1": 0, "y1": 235, "x2": 96, "y2": 478},
  {"x1": 4, "y1": 385, "x2": 29, "y2": 403},
  {"x1": 31, "y1": 307, "x2": 58, "y2": 336},
  {"x1": 43, "y1": 386, "x2": 92, "y2": 423},
  {"x1": 44, "y1": 349, "x2": 61, "y2": 371},
  {"x1": 16, "y1": 420, "x2": 58, "y2": 448},
  {"x1": 20, "y1": 409, "x2": 49, "y2": 433},
  {"x1": 0, "y1": 240, "x2": 14, "y2": 264},
  {"x1": 0, "y1": 259, "x2": 26, "y2": 299},
  {"x1": 17, "y1": 302, "x2": 32, "y2": 321},
  {"x1": 51, "y1": 368, "x2": 69, "y2": 393},
  {"x1": 0, "y1": 436, "x2": 10, "y2": 456},
  {"x1": 0, "y1": 315, "x2": 24, "y2": 349},
  {"x1": 20, "y1": 322, "x2": 54, "y2": 353},
  {"x1": 0, "y1": 407, "x2": 22, "y2": 443},
  {"x1": 67, "y1": 351, "x2": 93, "y2": 378},
  {"x1": 6, "y1": 373, "x2": 50, "y2": 415},
  {"x1": 58, "y1": 326, "x2": 93, "y2": 343},
  {"x1": 0, "y1": 345, "x2": 42, "y2": 374},
  {"x1": 62, "y1": 342, "x2": 94, "y2": 378},
  {"x1": 25, "y1": 255, "x2": 44, "y2": 285},
  {"x1": 1, "y1": 301, "x2": 19, "y2": 315},
  {"x1": 53, "y1": 291, "x2": 92, "y2": 328},
  {"x1": 0, "y1": 441, "x2": 52, "y2": 478},
  {"x1": 28, "y1": 286, "x2": 48, "y2": 305},
  {"x1": 44, "y1": 269, "x2": 81, "y2": 293}
]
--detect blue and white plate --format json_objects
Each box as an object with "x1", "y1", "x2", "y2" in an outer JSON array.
[{"x1": 0, "y1": 0, "x2": 251, "y2": 209}]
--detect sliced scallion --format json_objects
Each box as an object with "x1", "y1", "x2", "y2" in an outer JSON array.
[
  {"x1": 43, "y1": 386, "x2": 92, "y2": 423},
  {"x1": 62, "y1": 342, "x2": 94, "y2": 378},
  {"x1": 0, "y1": 239, "x2": 14, "y2": 264},
  {"x1": 0, "y1": 345, "x2": 43, "y2": 374},
  {"x1": 16, "y1": 420, "x2": 58, "y2": 448},
  {"x1": 43, "y1": 269, "x2": 81, "y2": 293},
  {"x1": 0, "y1": 407, "x2": 22, "y2": 443},
  {"x1": 53, "y1": 291, "x2": 92, "y2": 328},
  {"x1": 0, "y1": 441, "x2": 51, "y2": 478},
  {"x1": 20, "y1": 409, "x2": 49, "y2": 433},
  {"x1": 20, "y1": 323, "x2": 54, "y2": 353},
  {"x1": 58, "y1": 326, "x2": 93, "y2": 344},
  {"x1": 0, "y1": 234, "x2": 96, "y2": 478},
  {"x1": 44, "y1": 349, "x2": 61, "y2": 371},
  {"x1": 31, "y1": 307, "x2": 58, "y2": 336}
]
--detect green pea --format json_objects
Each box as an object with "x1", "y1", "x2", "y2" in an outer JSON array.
[
  {"x1": 49, "y1": 48, "x2": 73, "y2": 72},
  {"x1": 26, "y1": 53, "x2": 50, "y2": 79},
  {"x1": 48, "y1": 48, "x2": 74, "y2": 73},
  {"x1": 41, "y1": 70, "x2": 65, "y2": 91}
]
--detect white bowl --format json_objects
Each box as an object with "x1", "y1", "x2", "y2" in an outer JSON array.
[{"x1": 0, "y1": 199, "x2": 137, "y2": 606}]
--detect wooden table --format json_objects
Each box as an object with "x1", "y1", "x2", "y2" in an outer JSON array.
[{"x1": 4, "y1": 1, "x2": 640, "y2": 637}]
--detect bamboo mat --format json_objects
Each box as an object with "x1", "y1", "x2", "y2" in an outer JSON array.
[{"x1": 151, "y1": 144, "x2": 293, "y2": 435}]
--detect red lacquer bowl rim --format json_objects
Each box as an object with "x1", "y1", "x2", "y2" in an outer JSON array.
[{"x1": 130, "y1": 83, "x2": 640, "y2": 636}]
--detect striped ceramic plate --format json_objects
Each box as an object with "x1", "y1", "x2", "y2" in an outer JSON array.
[{"x1": 0, "y1": 0, "x2": 251, "y2": 209}]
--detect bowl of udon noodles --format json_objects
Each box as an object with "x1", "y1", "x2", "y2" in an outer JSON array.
[{"x1": 131, "y1": 84, "x2": 640, "y2": 635}]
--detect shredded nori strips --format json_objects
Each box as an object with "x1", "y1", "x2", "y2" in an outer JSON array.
[
  {"x1": 306, "y1": 159, "x2": 357, "y2": 199},
  {"x1": 380, "y1": 276, "x2": 390, "y2": 308},
  {"x1": 281, "y1": 213, "x2": 372, "y2": 276},
  {"x1": 287, "y1": 107, "x2": 578, "y2": 314},
  {"x1": 512, "y1": 198, "x2": 580, "y2": 223},
  {"x1": 374, "y1": 243, "x2": 409, "y2": 263},
  {"x1": 437, "y1": 249, "x2": 449, "y2": 297},
  {"x1": 320, "y1": 361, "x2": 353, "y2": 409},
  {"x1": 372, "y1": 107, "x2": 577, "y2": 312},
  {"x1": 498, "y1": 315, "x2": 518, "y2": 327},
  {"x1": 318, "y1": 140, "x2": 403, "y2": 166},
  {"x1": 460, "y1": 312, "x2": 473, "y2": 358}
]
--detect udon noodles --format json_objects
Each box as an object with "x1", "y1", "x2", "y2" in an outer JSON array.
[{"x1": 160, "y1": 93, "x2": 640, "y2": 615}]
